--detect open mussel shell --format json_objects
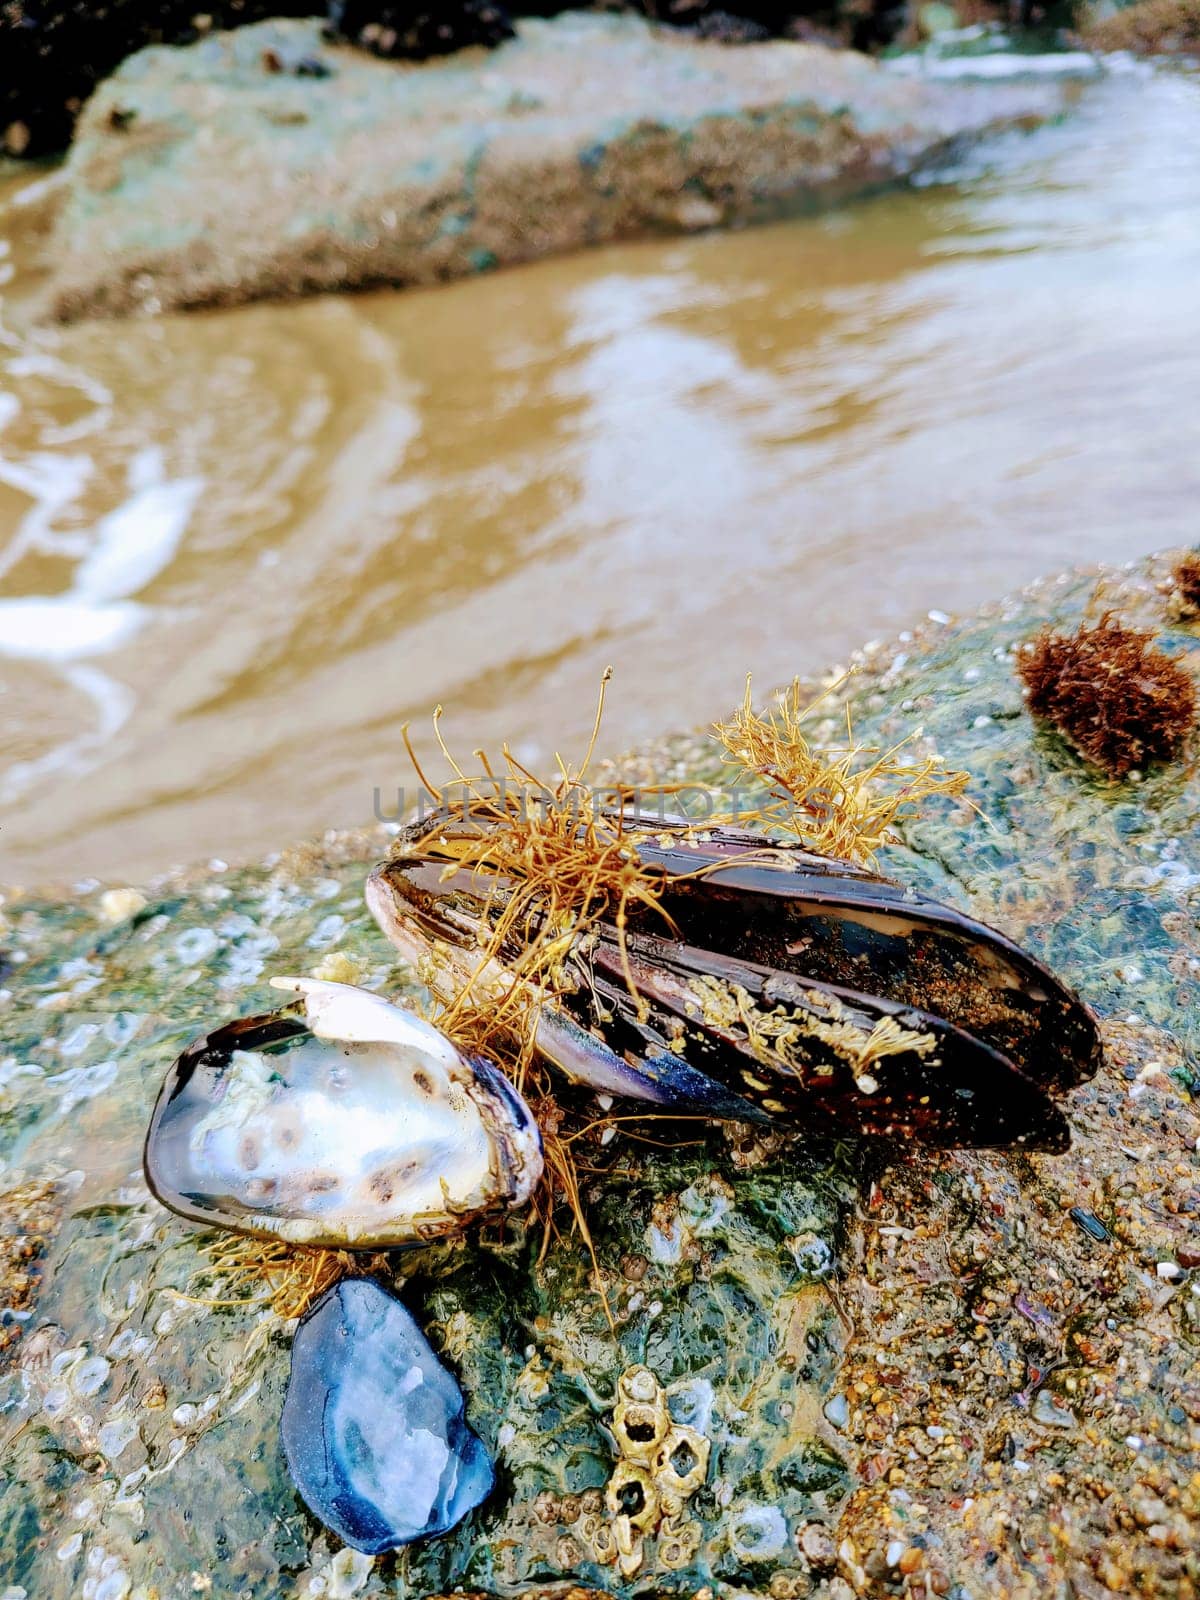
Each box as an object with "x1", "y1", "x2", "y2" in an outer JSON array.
[
  {"x1": 144, "y1": 978, "x2": 543, "y2": 1248},
  {"x1": 369, "y1": 807, "x2": 1099, "y2": 1151}
]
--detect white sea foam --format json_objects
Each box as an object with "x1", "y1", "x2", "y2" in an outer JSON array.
[
  {"x1": 72, "y1": 448, "x2": 203, "y2": 603},
  {"x1": 0, "y1": 446, "x2": 202, "y2": 661},
  {"x1": 0, "y1": 440, "x2": 202, "y2": 794},
  {"x1": 888, "y1": 50, "x2": 1101, "y2": 80},
  {"x1": 0, "y1": 597, "x2": 144, "y2": 660}
]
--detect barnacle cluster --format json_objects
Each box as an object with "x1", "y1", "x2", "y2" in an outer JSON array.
[
  {"x1": 583, "y1": 1365, "x2": 710, "y2": 1578},
  {"x1": 1018, "y1": 614, "x2": 1197, "y2": 779}
]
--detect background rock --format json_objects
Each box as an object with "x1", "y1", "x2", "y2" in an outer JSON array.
[
  {"x1": 2, "y1": 0, "x2": 929, "y2": 161},
  {"x1": 39, "y1": 12, "x2": 1066, "y2": 321},
  {"x1": 1080, "y1": 0, "x2": 1200, "y2": 53}
]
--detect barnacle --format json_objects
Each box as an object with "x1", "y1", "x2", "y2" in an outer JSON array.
[
  {"x1": 1018, "y1": 613, "x2": 1197, "y2": 778},
  {"x1": 598, "y1": 1365, "x2": 710, "y2": 1577}
]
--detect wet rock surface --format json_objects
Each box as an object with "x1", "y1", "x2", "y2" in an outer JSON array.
[
  {"x1": 39, "y1": 13, "x2": 1067, "y2": 321},
  {"x1": 0, "y1": 550, "x2": 1198, "y2": 1597},
  {"x1": 1081, "y1": 0, "x2": 1200, "y2": 56}
]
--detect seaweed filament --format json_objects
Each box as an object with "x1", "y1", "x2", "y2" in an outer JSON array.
[
  {"x1": 187, "y1": 1236, "x2": 374, "y2": 1320},
  {"x1": 710, "y1": 675, "x2": 970, "y2": 866}
]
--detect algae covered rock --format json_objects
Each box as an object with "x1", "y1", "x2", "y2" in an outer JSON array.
[
  {"x1": 41, "y1": 13, "x2": 1067, "y2": 322},
  {"x1": 2, "y1": 551, "x2": 1199, "y2": 1598},
  {"x1": 0, "y1": 839, "x2": 854, "y2": 1598}
]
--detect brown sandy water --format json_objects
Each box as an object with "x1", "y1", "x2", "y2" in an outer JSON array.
[{"x1": 1, "y1": 66, "x2": 1198, "y2": 887}]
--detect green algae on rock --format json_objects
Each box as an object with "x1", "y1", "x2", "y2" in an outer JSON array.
[
  {"x1": 41, "y1": 13, "x2": 1069, "y2": 322},
  {"x1": 2, "y1": 552, "x2": 1199, "y2": 1598}
]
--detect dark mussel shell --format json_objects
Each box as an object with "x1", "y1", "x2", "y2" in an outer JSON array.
[
  {"x1": 372, "y1": 810, "x2": 1101, "y2": 1151},
  {"x1": 626, "y1": 819, "x2": 1101, "y2": 1094},
  {"x1": 572, "y1": 925, "x2": 1073, "y2": 1151}
]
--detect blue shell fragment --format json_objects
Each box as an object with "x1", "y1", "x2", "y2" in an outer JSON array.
[{"x1": 281, "y1": 1277, "x2": 494, "y2": 1553}]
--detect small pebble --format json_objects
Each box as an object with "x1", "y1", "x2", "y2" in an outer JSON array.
[
  {"x1": 4, "y1": 121, "x2": 31, "y2": 156},
  {"x1": 1033, "y1": 1390, "x2": 1076, "y2": 1429},
  {"x1": 798, "y1": 1522, "x2": 837, "y2": 1567},
  {"x1": 824, "y1": 1394, "x2": 849, "y2": 1429},
  {"x1": 98, "y1": 888, "x2": 147, "y2": 924}
]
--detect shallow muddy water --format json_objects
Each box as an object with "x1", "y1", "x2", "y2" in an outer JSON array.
[{"x1": 1, "y1": 64, "x2": 1198, "y2": 886}]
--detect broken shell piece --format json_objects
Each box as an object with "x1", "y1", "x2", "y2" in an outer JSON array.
[
  {"x1": 144, "y1": 978, "x2": 543, "y2": 1248},
  {"x1": 282, "y1": 1276, "x2": 493, "y2": 1551}
]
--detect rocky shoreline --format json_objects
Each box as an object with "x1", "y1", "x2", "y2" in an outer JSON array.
[
  {"x1": 1, "y1": 549, "x2": 1198, "y2": 1598},
  {"x1": 37, "y1": 12, "x2": 1073, "y2": 322}
]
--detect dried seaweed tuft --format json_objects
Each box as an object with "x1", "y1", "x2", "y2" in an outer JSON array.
[
  {"x1": 1018, "y1": 614, "x2": 1197, "y2": 778},
  {"x1": 711, "y1": 676, "x2": 970, "y2": 867},
  {"x1": 1170, "y1": 551, "x2": 1200, "y2": 618},
  {"x1": 187, "y1": 1235, "x2": 378, "y2": 1321}
]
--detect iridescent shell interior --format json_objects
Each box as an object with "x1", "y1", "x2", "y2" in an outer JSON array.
[{"x1": 144, "y1": 980, "x2": 543, "y2": 1248}]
